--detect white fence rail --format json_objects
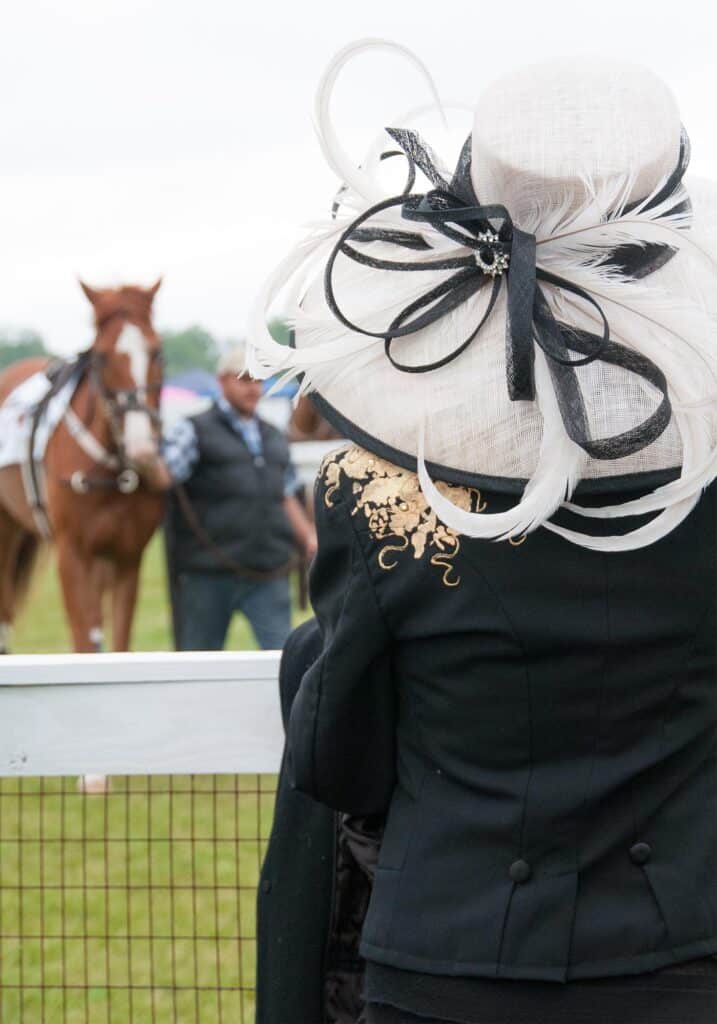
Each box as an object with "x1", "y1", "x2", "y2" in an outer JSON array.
[
  {"x1": 0, "y1": 438, "x2": 339, "y2": 780},
  {"x1": 0, "y1": 651, "x2": 285, "y2": 777},
  {"x1": 289, "y1": 439, "x2": 343, "y2": 488}
]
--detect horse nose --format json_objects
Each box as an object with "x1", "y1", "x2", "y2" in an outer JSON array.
[{"x1": 123, "y1": 411, "x2": 156, "y2": 461}]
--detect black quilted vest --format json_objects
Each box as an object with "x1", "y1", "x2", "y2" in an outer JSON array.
[{"x1": 168, "y1": 404, "x2": 294, "y2": 573}]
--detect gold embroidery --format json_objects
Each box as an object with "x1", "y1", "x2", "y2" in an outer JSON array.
[
  {"x1": 508, "y1": 534, "x2": 527, "y2": 547},
  {"x1": 318, "y1": 444, "x2": 357, "y2": 505},
  {"x1": 320, "y1": 446, "x2": 488, "y2": 587}
]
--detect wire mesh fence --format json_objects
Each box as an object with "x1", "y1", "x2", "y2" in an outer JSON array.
[{"x1": 0, "y1": 773, "x2": 278, "y2": 1024}]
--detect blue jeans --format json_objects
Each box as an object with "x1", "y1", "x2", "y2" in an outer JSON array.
[{"x1": 176, "y1": 571, "x2": 292, "y2": 651}]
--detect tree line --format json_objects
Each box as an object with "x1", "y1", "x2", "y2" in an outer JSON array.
[{"x1": 0, "y1": 321, "x2": 290, "y2": 376}]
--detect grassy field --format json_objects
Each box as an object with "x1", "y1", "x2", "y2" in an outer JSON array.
[
  {"x1": 0, "y1": 774, "x2": 276, "y2": 1023},
  {"x1": 10, "y1": 530, "x2": 313, "y2": 654},
  {"x1": 3, "y1": 533, "x2": 311, "y2": 1022}
]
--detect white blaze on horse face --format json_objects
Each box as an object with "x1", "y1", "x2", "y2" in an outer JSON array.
[{"x1": 116, "y1": 325, "x2": 156, "y2": 461}]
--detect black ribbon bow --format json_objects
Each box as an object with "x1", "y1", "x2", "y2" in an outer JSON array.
[{"x1": 324, "y1": 126, "x2": 692, "y2": 461}]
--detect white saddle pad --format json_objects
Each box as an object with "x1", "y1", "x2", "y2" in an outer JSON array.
[{"x1": 0, "y1": 370, "x2": 79, "y2": 470}]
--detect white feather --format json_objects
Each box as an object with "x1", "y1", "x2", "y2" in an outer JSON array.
[
  {"x1": 246, "y1": 41, "x2": 717, "y2": 552},
  {"x1": 313, "y1": 38, "x2": 446, "y2": 205},
  {"x1": 417, "y1": 349, "x2": 585, "y2": 540}
]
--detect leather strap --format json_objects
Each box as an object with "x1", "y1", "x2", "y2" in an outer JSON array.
[{"x1": 171, "y1": 482, "x2": 302, "y2": 581}]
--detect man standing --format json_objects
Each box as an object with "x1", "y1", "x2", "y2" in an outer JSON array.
[{"x1": 137, "y1": 344, "x2": 316, "y2": 651}]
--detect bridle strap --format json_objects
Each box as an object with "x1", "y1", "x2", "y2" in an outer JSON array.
[
  {"x1": 88, "y1": 353, "x2": 162, "y2": 424},
  {"x1": 32, "y1": 342, "x2": 162, "y2": 508},
  {"x1": 63, "y1": 406, "x2": 120, "y2": 470}
]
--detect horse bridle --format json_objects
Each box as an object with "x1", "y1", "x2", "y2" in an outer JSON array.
[{"x1": 64, "y1": 333, "x2": 163, "y2": 495}]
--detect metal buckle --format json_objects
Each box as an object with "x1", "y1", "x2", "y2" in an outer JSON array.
[
  {"x1": 70, "y1": 471, "x2": 90, "y2": 494},
  {"x1": 117, "y1": 469, "x2": 140, "y2": 494}
]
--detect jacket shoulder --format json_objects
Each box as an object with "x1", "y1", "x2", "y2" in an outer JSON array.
[{"x1": 316, "y1": 444, "x2": 485, "y2": 588}]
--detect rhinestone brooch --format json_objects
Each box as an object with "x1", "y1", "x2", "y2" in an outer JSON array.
[{"x1": 474, "y1": 229, "x2": 510, "y2": 277}]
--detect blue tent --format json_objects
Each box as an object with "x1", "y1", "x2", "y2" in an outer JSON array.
[
  {"x1": 166, "y1": 369, "x2": 220, "y2": 397},
  {"x1": 167, "y1": 369, "x2": 298, "y2": 399},
  {"x1": 265, "y1": 376, "x2": 299, "y2": 398}
]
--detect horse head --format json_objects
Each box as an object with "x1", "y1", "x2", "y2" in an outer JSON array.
[{"x1": 79, "y1": 279, "x2": 164, "y2": 466}]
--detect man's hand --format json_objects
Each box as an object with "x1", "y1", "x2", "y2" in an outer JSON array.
[
  {"x1": 131, "y1": 439, "x2": 159, "y2": 471},
  {"x1": 131, "y1": 444, "x2": 174, "y2": 491}
]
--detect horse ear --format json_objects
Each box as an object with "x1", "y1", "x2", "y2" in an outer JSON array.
[
  {"x1": 79, "y1": 279, "x2": 100, "y2": 306},
  {"x1": 146, "y1": 277, "x2": 163, "y2": 303}
]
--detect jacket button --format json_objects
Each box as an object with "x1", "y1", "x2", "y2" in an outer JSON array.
[
  {"x1": 508, "y1": 858, "x2": 532, "y2": 883},
  {"x1": 629, "y1": 842, "x2": 651, "y2": 865}
]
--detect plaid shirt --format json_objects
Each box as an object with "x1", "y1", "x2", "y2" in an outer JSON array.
[{"x1": 162, "y1": 397, "x2": 300, "y2": 497}]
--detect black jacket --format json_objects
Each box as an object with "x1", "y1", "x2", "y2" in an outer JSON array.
[
  {"x1": 287, "y1": 444, "x2": 717, "y2": 984},
  {"x1": 256, "y1": 619, "x2": 337, "y2": 1024},
  {"x1": 256, "y1": 618, "x2": 381, "y2": 1024},
  {"x1": 167, "y1": 403, "x2": 294, "y2": 573}
]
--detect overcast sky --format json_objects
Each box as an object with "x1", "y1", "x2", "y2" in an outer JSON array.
[{"x1": 2, "y1": 0, "x2": 715, "y2": 355}]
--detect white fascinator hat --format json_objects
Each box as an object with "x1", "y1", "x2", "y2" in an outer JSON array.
[{"x1": 247, "y1": 39, "x2": 717, "y2": 551}]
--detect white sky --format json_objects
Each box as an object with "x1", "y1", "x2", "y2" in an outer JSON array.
[{"x1": 1, "y1": 0, "x2": 716, "y2": 355}]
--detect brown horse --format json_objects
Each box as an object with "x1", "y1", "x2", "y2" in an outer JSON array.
[
  {"x1": 287, "y1": 395, "x2": 343, "y2": 443},
  {"x1": 0, "y1": 281, "x2": 165, "y2": 653}
]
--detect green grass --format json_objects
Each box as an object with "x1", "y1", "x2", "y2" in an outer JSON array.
[
  {"x1": 0, "y1": 774, "x2": 277, "y2": 1023},
  {"x1": 3, "y1": 531, "x2": 313, "y2": 1021},
  {"x1": 11, "y1": 530, "x2": 313, "y2": 654}
]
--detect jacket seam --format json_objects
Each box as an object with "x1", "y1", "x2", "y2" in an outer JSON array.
[
  {"x1": 453, "y1": 550, "x2": 535, "y2": 970},
  {"x1": 358, "y1": 934, "x2": 717, "y2": 978},
  {"x1": 638, "y1": 495, "x2": 717, "y2": 951},
  {"x1": 566, "y1": 552, "x2": 610, "y2": 967}
]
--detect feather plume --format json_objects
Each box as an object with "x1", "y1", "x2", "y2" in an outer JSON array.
[
  {"x1": 246, "y1": 40, "x2": 717, "y2": 551},
  {"x1": 512, "y1": 154, "x2": 695, "y2": 257},
  {"x1": 312, "y1": 38, "x2": 446, "y2": 205},
  {"x1": 418, "y1": 350, "x2": 586, "y2": 541}
]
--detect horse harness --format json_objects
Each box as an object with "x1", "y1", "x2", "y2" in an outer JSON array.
[
  {"x1": 25, "y1": 349, "x2": 161, "y2": 539},
  {"x1": 26, "y1": 352, "x2": 305, "y2": 588}
]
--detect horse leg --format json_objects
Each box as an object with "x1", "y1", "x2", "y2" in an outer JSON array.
[
  {"x1": 0, "y1": 508, "x2": 19, "y2": 652},
  {"x1": 56, "y1": 538, "x2": 104, "y2": 653},
  {"x1": 0, "y1": 505, "x2": 39, "y2": 654},
  {"x1": 112, "y1": 560, "x2": 141, "y2": 652},
  {"x1": 88, "y1": 560, "x2": 109, "y2": 652}
]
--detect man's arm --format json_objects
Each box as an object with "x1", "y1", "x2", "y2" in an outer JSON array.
[
  {"x1": 283, "y1": 494, "x2": 318, "y2": 560},
  {"x1": 282, "y1": 457, "x2": 317, "y2": 558}
]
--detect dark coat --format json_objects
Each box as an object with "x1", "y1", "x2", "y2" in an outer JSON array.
[
  {"x1": 255, "y1": 619, "x2": 335, "y2": 1024},
  {"x1": 166, "y1": 403, "x2": 294, "y2": 574},
  {"x1": 285, "y1": 444, "x2": 717, "y2": 985},
  {"x1": 256, "y1": 618, "x2": 380, "y2": 1024}
]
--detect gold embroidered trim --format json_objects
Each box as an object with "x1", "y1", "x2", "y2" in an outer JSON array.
[
  {"x1": 508, "y1": 534, "x2": 527, "y2": 547},
  {"x1": 320, "y1": 445, "x2": 488, "y2": 587}
]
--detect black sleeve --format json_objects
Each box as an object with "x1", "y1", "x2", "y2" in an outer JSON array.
[
  {"x1": 278, "y1": 618, "x2": 323, "y2": 732},
  {"x1": 285, "y1": 470, "x2": 396, "y2": 815}
]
